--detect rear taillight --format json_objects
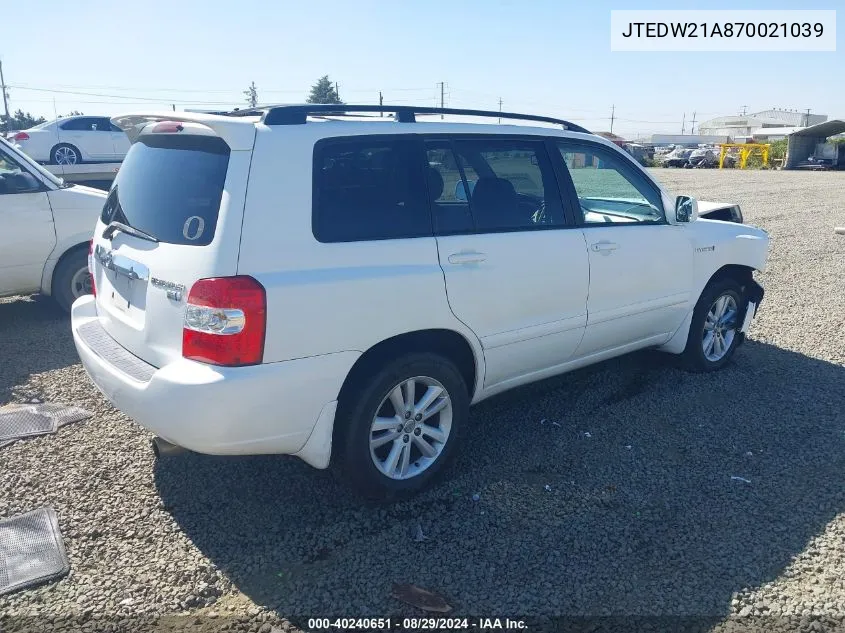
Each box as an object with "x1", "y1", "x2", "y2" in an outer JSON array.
[
  {"x1": 12, "y1": 132, "x2": 29, "y2": 141},
  {"x1": 182, "y1": 276, "x2": 266, "y2": 367},
  {"x1": 87, "y1": 240, "x2": 96, "y2": 297}
]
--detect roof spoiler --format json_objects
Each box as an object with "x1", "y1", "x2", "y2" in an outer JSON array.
[{"x1": 111, "y1": 112, "x2": 257, "y2": 151}]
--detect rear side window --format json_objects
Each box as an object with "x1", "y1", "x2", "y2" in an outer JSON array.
[
  {"x1": 313, "y1": 138, "x2": 431, "y2": 242},
  {"x1": 60, "y1": 118, "x2": 95, "y2": 131},
  {"x1": 100, "y1": 135, "x2": 229, "y2": 246}
]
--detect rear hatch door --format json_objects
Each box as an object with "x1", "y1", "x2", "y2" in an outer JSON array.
[{"x1": 90, "y1": 120, "x2": 254, "y2": 368}]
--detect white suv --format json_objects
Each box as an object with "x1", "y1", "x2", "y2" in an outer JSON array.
[{"x1": 70, "y1": 105, "x2": 768, "y2": 499}]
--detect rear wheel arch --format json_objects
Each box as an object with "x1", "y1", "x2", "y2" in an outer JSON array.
[{"x1": 335, "y1": 329, "x2": 478, "y2": 437}]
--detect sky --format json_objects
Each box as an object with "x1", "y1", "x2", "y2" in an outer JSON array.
[{"x1": 0, "y1": 0, "x2": 841, "y2": 138}]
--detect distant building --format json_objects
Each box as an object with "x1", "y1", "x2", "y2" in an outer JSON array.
[
  {"x1": 647, "y1": 134, "x2": 729, "y2": 147},
  {"x1": 595, "y1": 131, "x2": 628, "y2": 146},
  {"x1": 698, "y1": 109, "x2": 827, "y2": 141}
]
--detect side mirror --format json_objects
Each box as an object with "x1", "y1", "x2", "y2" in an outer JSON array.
[{"x1": 675, "y1": 195, "x2": 697, "y2": 223}]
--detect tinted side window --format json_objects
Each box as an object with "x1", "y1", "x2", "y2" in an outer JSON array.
[
  {"x1": 313, "y1": 138, "x2": 431, "y2": 243},
  {"x1": 425, "y1": 141, "x2": 474, "y2": 234},
  {"x1": 558, "y1": 142, "x2": 664, "y2": 224},
  {"x1": 60, "y1": 118, "x2": 94, "y2": 131},
  {"x1": 452, "y1": 139, "x2": 564, "y2": 232},
  {"x1": 93, "y1": 117, "x2": 113, "y2": 131}
]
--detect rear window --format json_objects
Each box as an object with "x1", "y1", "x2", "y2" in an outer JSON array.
[{"x1": 101, "y1": 134, "x2": 229, "y2": 246}]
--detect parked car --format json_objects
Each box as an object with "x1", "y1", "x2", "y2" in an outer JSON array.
[
  {"x1": 686, "y1": 148, "x2": 717, "y2": 168},
  {"x1": 0, "y1": 137, "x2": 107, "y2": 310},
  {"x1": 71, "y1": 105, "x2": 769, "y2": 499},
  {"x1": 9, "y1": 116, "x2": 130, "y2": 165},
  {"x1": 663, "y1": 147, "x2": 694, "y2": 167}
]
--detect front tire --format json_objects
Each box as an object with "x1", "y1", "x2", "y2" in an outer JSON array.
[
  {"x1": 53, "y1": 249, "x2": 91, "y2": 313},
  {"x1": 335, "y1": 353, "x2": 469, "y2": 500},
  {"x1": 680, "y1": 278, "x2": 745, "y2": 372}
]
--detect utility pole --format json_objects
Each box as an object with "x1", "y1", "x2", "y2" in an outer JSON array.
[
  {"x1": 681, "y1": 112, "x2": 686, "y2": 135},
  {"x1": 0, "y1": 59, "x2": 10, "y2": 132},
  {"x1": 804, "y1": 108, "x2": 812, "y2": 126},
  {"x1": 610, "y1": 104, "x2": 615, "y2": 134},
  {"x1": 335, "y1": 82, "x2": 340, "y2": 102},
  {"x1": 379, "y1": 90, "x2": 383, "y2": 117},
  {"x1": 690, "y1": 111, "x2": 697, "y2": 135},
  {"x1": 498, "y1": 97, "x2": 503, "y2": 124},
  {"x1": 438, "y1": 81, "x2": 444, "y2": 119},
  {"x1": 740, "y1": 105, "x2": 748, "y2": 116},
  {"x1": 171, "y1": 104, "x2": 176, "y2": 112}
]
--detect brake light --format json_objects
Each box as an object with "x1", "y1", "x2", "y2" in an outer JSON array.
[
  {"x1": 87, "y1": 240, "x2": 96, "y2": 297},
  {"x1": 182, "y1": 276, "x2": 266, "y2": 367},
  {"x1": 13, "y1": 132, "x2": 29, "y2": 141},
  {"x1": 151, "y1": 121, "x2": 184, "y2": 133}
]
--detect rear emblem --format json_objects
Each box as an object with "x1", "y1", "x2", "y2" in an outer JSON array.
[{"x1": 151, "y1": 277, "x2": 185, "y2": 302}]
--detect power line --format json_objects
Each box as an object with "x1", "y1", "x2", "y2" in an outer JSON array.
[{"x1": 7, "y1": 84, "x2": 237, "y2": 104}]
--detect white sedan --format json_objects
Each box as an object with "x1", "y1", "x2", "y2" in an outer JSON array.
[
  {"x1": 9, "y1": 116, "x2": 130, "y2": 165},
  {"x1": 0, "y1": 137, "x2": 107, "y2": 310}
]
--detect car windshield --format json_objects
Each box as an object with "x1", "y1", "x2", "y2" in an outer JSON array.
[{"x1": 0, "y1": 137, "x2": 66, "y2": 187}]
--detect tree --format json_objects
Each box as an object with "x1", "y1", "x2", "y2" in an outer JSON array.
[
  {"x1": 1, "y1": 109, "x2": 46, "y2": 131},
  {"x1": 60, "y1": 110, "x2": 84, "y2": 117},
  {"x1": 243, "y1": 81, "x2": 258, "y2": 108},
  {"x1": 306, "y1": 75, "x2": 342, "y2": 104}
]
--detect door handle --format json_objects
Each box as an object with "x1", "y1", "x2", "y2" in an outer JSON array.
[
  {"x1": 590, "y1": 241, "x2": 619, "y2": 253},
  {"x1": 448, "y1": 251, "x2": 487, "y2": 265}
]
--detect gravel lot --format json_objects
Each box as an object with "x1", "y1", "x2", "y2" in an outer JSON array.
[{"x1": 1, "y1": 169, "x2": 844, "y2": 633}]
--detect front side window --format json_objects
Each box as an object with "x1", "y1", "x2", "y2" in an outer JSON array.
[
  {"x1": 426, "y1": 138, "x2": 564, "y2": 233},
  {"x1": 558, "y1": 142, "x2": 664, "y2": 225},
  {"x1": 0, "y1": 147, "x2": 41, "y2": 194},
  {"x1": 93, "y1": 118, "x2": 113, "y2": 131},
  {"x1": 313, "y1": 138, "x2": 431, "y2": 242}
]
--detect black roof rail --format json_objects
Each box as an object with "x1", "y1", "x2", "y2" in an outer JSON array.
[{"x1": 254, "y1": 104, "x2": 591, "y2": 133}]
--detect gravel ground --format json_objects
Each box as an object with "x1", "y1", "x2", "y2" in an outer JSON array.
[{"x1": 1, "y1": 169, "x2": 844, "y2": 633}]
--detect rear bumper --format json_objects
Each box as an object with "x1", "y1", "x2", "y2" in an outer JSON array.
[{"x1": 70, "y1": 295, "x2": 359, "y2": 462}]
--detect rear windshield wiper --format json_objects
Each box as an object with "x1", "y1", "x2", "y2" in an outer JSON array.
[{"x1": 102, "y1": 221, "x2": 159, "y2": 243}]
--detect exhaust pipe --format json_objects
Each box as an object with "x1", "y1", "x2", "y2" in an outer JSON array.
[{"x1": 151, "y1": 436, "x2": 185, "y2": 458}]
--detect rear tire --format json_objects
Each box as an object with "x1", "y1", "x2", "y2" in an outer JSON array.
[
  {"x1": 52, "y1": 249, "x2": 91, "y2": 313},
  {"x1": 680, "y1": 278, "x2": 745, "y2": 372},
  {"x1": 335, "y1": 353, "x2": 469, "y2": 501},
  {"x1": 50, "y1": 143, "x2": 82, "y2": 165}
]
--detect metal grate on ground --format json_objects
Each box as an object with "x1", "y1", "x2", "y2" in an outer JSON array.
[{"x1": 0, "y1": 507, "x2": 69, "y2": 595}]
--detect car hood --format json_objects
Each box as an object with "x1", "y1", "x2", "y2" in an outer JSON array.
[{"x1": 47, "y1": 184, "x2": 108, "y2": 209}]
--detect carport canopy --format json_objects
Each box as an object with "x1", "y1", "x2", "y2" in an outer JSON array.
[{"x1": 786, "y1": 119, "x2": 845, "y2": 168}]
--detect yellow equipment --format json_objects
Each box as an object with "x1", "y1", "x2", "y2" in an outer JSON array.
[{"x1": 718, "y1": 143, "x2": 771, "y2": 169}]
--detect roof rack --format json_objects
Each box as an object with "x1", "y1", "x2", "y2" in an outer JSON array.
[{"x1": 242, "y1": 104, "x2": 590, "y2": 133}]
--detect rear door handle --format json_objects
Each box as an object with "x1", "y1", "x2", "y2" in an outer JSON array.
[
  {"x1": 448, "y1": 251, "x2": 487, "y2": 265},
  {"x1": 590, "y1": 241, "x2": 619, "y2": 253}
]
